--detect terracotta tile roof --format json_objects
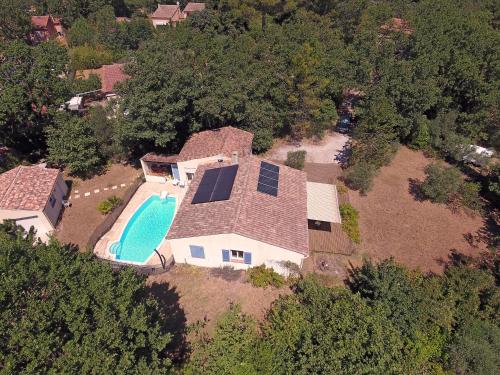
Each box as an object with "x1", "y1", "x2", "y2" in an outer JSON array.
[
  {"x1": 101, "y1": 63, "x2": 129, "y2": 93},
  {"x1": 380, "y1": 18, "x2": 414, "y2": 35},
  {"x1": 151, "y1": 4, "x2": 180, "y2": 19},
  {"x1": 167, "y1": 156, "x2": 309, "y2": 255},
  {"x1": 0, "y1": 166, "x2": 60, "y2": 211},
  {"x1": 141, "y1": 153, "x2": 179, "y2": 163},
  {"x1": 184, "y1": 2, "x2": 206, "y2": 13},
  {"x1": 178, "y1": 126, "x2": 254, "y2": 162},
  {"x1": 31, "y1": 16, "x2": 51, "y2": 28}
]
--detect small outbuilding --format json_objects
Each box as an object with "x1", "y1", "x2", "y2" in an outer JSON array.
[{"x1": 0, "y1": 165, "x2": 68, "y2": 241}]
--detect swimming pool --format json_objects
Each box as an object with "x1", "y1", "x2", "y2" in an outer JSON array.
[{"x1": 109, "y1": 195, "x2": 176, "y2": 263}]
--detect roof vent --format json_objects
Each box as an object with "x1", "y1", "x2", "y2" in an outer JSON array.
[{"x1": 231, "y1": 151, "x2": 238, "y2": 165}]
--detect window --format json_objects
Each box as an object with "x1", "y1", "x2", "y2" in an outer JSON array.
[
  {"x1": 231, "y1": 250, "x2": 244, "y2": 259},
  {"x1": 186, "y1": 172, "x2": 194, "y2": 181},
  {"x1": 49, "y1": 195, "x2": 56, "y2": 208},
  {"x1": 189, "y1": 245, "x2": 205, "y2": 259}
]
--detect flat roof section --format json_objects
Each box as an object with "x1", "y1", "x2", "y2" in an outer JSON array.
[{"x1": 306, "y1": 182, "x2": 341, "y2": 223}]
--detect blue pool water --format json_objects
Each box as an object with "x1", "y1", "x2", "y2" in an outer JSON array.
[{"x1": 111, "y1": 195, "x2": 176, "y2": 263}]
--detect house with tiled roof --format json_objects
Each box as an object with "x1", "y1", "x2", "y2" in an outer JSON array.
[
  {"x1": 75, "y1": 63, "x2": 129, "y2": 98},
  {"x1": 182, "y1": 2, "x2": 206, "y2": 19},
  {"x1": 166, "y1": 156, "x2": 309, "y2": 271},
  {"x1": 29, "y1": 15, "x2": 58, "y2": 44},
  {"x1": 149, "y1": 3, "x2": 182, "y2": 27},
  {"x1": 0, "y1": 165, "x2": 68, "y2": 241},
  {"x1": 140, "y1": 126, "x2": 254, "y2": 183}
]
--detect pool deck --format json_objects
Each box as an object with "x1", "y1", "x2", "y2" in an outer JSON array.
[{"x1": 94, "y1": 181, "x2": 187, "y2": 266}]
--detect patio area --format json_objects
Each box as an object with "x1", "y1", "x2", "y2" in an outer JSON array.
[{"x1": 94, "y1": 181, "x2": 187, "y2": 266}]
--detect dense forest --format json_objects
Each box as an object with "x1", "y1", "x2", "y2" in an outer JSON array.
[
  {"x1": 0, "y1": 1, "x2": 499, "y2": 373},
  {"x1": 1, "y1": 223, "x2": 498, "y2": 374}
]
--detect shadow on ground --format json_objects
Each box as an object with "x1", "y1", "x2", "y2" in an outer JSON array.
[
  {"x1": 408, "y1": 178, "x2": 425, "y2": 201},
  {"x1": 209, "y1": 266, "x2": 244, "y2": 282},
  {"x1": 146, "y1": 282, "x2": 188, "y2": 363}
]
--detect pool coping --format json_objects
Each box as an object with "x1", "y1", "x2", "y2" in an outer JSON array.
[{"x1": 107, "y1": 193, "x2": 179, "y2": 266}]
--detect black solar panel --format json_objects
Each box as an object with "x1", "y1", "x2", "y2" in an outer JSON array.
[
  {"x1": 261, "y1": 161, "x2": 279, "y2": 173},
  {"x1": 211, "y1": 165, "x2": 239, "y2": 201},
  {"x1": 257, "y1": 182, "x2": 278, "y2": 197},
  {"x1": 192, "y1": 165, "x2": 239, "y2": 204},
  {"x1": 257, "y1": 161, "x2": 279, "y2": 197}
]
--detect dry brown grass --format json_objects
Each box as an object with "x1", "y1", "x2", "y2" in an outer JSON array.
[{"x1": 349, "y1": 147, "x2": 488, "y2": 273}]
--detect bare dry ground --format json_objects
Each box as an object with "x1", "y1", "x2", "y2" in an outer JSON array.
[
  {"x1": 55, "y1": 164, "x2": 142, "y2": 250},
  {"x1": 349, "y1": 147, "x2": 488, "y2": 273},
  {"x1": 265, "y1": 131, "x2": 350, "y2": 164},
  {"x1": 148, "y1": 265, "x2": 291, "y2": 331}
]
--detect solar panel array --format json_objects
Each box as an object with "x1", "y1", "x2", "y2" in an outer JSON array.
[
  {"x1": 257, "y1": 161, "x2": 279, "y2": 197},
  {"x1": 192, "y1": 165, "x2": 239, "y2": 204}
]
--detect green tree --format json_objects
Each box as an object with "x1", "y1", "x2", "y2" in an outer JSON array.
[
  {"x1": 0, "y1": 224, "x2": 173, "y2": 374},
  {"x1": 46, "y1": 113, "x2": 103, "y2": 177},
  {"x1": 184, "y1": 304, "x2": 264, "y2": 374},
  {"x1": 68, "y1": 18, "x2": 96, "y2": 47},
  {"x1": 0, "y1": 0, "x2": 31, "y2": 41},
  {"x1": 0, "y1": 41, "x2": 69, "y2": 154},
  {"x1": 420, "y1": 163, "x2": 463, "y2": 204}
]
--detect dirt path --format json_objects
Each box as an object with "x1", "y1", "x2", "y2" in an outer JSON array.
[
  {"x1": 266, "y1": 132, "x2": 350, "y2": 164},
  {"x1": 349, "y1": 147, "x2": 487, "y2": 273}
]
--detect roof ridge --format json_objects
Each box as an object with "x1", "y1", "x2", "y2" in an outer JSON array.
[
  {"x1": 231, "y1": 157, "x2": 255, "y2": 233},
  {"x1": 0, "y1": 166, "x2": 22, "y2": 207}
]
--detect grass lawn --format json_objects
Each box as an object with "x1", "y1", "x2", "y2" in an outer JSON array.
[{"x1": 349, "y1": 147, "x2": 488, "y2": 273}]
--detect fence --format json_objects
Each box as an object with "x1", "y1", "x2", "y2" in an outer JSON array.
[
  {"x1": 102, "y1": 255, "x2": 175, "y2": 276},
  {"x1": 87, "y1": 176, "x2": 144, "y2": 251}
]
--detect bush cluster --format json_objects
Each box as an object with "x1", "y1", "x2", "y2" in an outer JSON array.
[
  {"x1": 339, "y1": 203, "x2": 361, "y2": 244},
  {"x1": 97, "y1": 195, "x2": 122, "y2": 214},
  {"x1": 247, "y1": 265, "x2": 285, "y2": 288},
  {"x1": 285, "y1": 150, "x2": 306, "y2": 170},
  {"x1": 421, "y1": 163, "x2": 483, "y2": 212}
]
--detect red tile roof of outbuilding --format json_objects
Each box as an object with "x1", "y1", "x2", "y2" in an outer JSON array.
[
  {"x1": 150, "y1": 4, "x2": 181, "y2": 19},
  {"x1": 101, "y1": 63, "x2": 129, "y2": 93},
  {"x1": 31, "y1": 16, "x2": 51, "y2": 28},
  {"x1": 0, "y1": 166, "x2": 60, "y2": 211},
  {"x1": 184, "y1": 2, "x2": 206, "y2": 13}
]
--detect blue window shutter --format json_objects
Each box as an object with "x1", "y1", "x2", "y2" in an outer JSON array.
[
  {"x1": 243, "y1": 252, "x2": 252, "y2": 265},
  {"x1": 222, "y1": 249, "x2": 230, "y2": 262},
  {"x1": 189, "y1": 245, "x2": 205, "y2": 259}
]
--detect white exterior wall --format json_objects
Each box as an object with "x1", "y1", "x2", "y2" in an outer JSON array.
[
  {"x1": 168, "y1": 233, "x2": 306, "y2": 273},
  {"x1": 42, "y1": 174, "x2": 68, "y2": 227},
  {"x1": 152, "y1": 19, "x2": 169, "y2": 27},
  {"x1": 176, "y1": 154, "x2": 228, "y2": 182},
  {"x1": 0, "y1": 208, "x2": 53, "y2": 242}
]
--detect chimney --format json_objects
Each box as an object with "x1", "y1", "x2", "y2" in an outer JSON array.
[{"x1": 231, "y1": 151, "x2": 238, "y2": 165}]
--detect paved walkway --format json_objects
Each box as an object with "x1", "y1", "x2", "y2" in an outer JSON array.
[
  {"x1": 94, "y1": 182, "x2": 187, "y2": 266},
  {"x1": 70, "y1": 182, "x2": 134, "y2": 199}
]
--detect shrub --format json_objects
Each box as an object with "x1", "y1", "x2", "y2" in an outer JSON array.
[
  {"x1": 69, "y1": 45, "x2": 114, "y2": 70},
  {"x1": 71, "y1": 73, "x2": 102, "y2": 94},
  {"x1": 97, "y1": 195, "x2": 122, "y2": 214},
  {"x1": 247, "y1": 265, "x2": 285, "y2": 288},
  {"x1": 285, "y1": 150, "x2": 306, "y2": 170},
  {"x1": 459, "y1": 181, "x2": 483, "y2": 212},
  {"x1": 339, "y1": 203, "x2": 361, "y2": 244},
  {"x1": 420, "y1": 163, "x2": 462, "y2": 203},
  {"x1": 345, "y1": 161, "x2": 377, "y2": 194}
]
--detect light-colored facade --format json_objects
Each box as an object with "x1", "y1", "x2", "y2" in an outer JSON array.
[
  {"x1": 0, "y1": 173, "x2": 67, "y2": 241},
  {"x1": 169, "y1": 233, "x2": 306, "y2": 273}
]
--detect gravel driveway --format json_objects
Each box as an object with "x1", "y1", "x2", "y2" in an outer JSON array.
[{"x1": 266, "y1": 132, "x2": 350, "y2": 164}]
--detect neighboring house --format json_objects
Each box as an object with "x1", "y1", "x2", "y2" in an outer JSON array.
[
  {"x1": 0, "y1": 165, "x2": 68, "y2": 242},
  {"x1": 75, "y1": 63, "x2": 129, "y2": 99},
  {"x1": 150, "y1": 3, "x2": 182, "y2": 27},
  {"x1": 379, "y1": 17, "x2": 414, "y2": 35},
  {"x1": 166, "y1": 156, "x2": 309, "y2": 272},
  {"x1": 141, "y1": 126, "x2": 254, "y2": 183},
  {"x1": 182, "y1": 2, "x2": 206, "y2": 19},
  {"x1": 29, "y1": 15, "x2": 58, "y2": 44}
]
